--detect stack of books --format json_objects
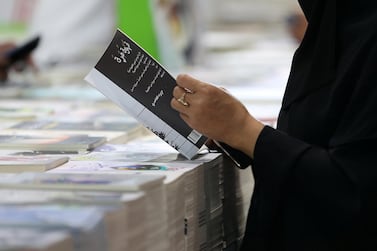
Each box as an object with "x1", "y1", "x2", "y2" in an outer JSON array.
[
  {"x1": 0, "y1": 172, "x2": 167, "y2": 251},
  {"x1": 49, "y1": 158, "x2": 196, "y2": 251},
  {"x1": 220, "y1": 158, "x2": 255, "y2": 251},
  {"x1": 90, "y1": 135, "x2": 228, "y2": 251},
  {"x1": 0, "y1": 204, "x2": 107, "y2": 251},
  {"x1": 0, "y1": 189, "x2": 147, "y2": 251}
]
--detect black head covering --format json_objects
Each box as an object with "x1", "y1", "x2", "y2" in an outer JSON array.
[
  {"x1": 280, "y1": 0, "x2": 377, "y2": 144},
  {"x1": 282, "y1": 0, "x2": 337, "y2": 108}
]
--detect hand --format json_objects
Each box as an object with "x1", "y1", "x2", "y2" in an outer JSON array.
[{"x1": 171, "y1": 74, "x2": 264, "y2": 158}]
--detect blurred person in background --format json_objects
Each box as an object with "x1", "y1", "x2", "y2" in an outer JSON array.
[
  {"x1": 0, "y1": 43, "x2": 14, "y2": 81},
  {"x1": 27, "y1": 0, "x2": 198, "y2": 72},
  {"x1": 27, "y1": 0, "x2": 116, "y2": 70},
  {"x1": 0, "y1": 42, "x2": 35, "y2": 82},
  {"x1": 171, "y1": 1, "x2": 377, "y2": 250},
  {"x1": 3, "y1": 0, "x2": 201, "y2": 74}
]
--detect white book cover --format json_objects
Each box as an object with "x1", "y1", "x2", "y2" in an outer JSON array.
[
  {"x1": 0, "y1": 155, "x2": 69, "y2": 173},
  {"x1": 0, "y1": 133, "x2": 106, "y2": 153},
  {"x1": 0, "y1": 189, "x2": 144, "y2": 206},
  {"x1": 0, "y1": 205, "x2": 107, "y2": 251},
  {"x1": 0, "y1": 172, "x2": 165, "y2": 192},
  {"x1": 85, "y1": 29, "x2": 207, "y2": 159}
]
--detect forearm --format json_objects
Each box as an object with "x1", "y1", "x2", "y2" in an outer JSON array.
[{"x1": 252, "y1": 126, "x2": 365, "y2": 214}]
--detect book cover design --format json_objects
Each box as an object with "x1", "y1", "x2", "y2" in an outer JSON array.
[{"x1": 85, "y1": 29, "x2": 207, "y2": 159}]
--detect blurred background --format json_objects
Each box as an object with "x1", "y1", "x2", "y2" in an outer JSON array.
[{"x1": 0, "y1": 0, "x2": 306, "y2": 125}]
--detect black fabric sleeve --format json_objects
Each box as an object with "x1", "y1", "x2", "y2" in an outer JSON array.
[
  {"x1": 251, "y1": 126, "x2": 377, "y2": 245},
  {"x1": 217, "y1": 142, "x2": 253, "y2": 169}
]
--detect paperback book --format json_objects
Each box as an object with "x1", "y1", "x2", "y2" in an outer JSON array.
[
  {"x1": 0, "y1": 134, "x2": 106, "y2": 153},
  {"x1": 8, "y1": 119, "x2": 147, "y2": 144},
  {"x1": 0, "y1": 155, "x2": 69, "y2": 173},
  {"x1": 0, "y1": 172, "x2": 165, "y2": 192},
  {"x1": 85, "y1": 29, "x2": 207, "y2": 159}
]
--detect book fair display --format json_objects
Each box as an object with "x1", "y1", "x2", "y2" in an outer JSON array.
[{"x1": 0, "y1": 0, "x2": 297, "y2": 248}]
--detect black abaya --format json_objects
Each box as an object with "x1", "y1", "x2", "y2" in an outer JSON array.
[{"x1": 238, "y1": 1, "x2": 377, "y2": 250}]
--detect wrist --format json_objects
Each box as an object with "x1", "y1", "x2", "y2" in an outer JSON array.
[{"x1": 229, "y1": 115, "x2": 264, "y2": 158}]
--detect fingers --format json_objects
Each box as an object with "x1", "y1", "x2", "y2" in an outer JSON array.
[
  {"x1": 171, "y1": 97, "x2": 191, "y2": 128},
  {"x1": 176, "y1": 74, "x2": 202, "y2": 92},
  {"x1": 173, "y1": 86, "x2": 191, "y2": 101},
  {"x1": 171, "y1": 87, "x2": 191, "y2": 113}
]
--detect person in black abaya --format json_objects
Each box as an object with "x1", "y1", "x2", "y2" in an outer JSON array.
[{"x1": 171, "y1": 0, "x2": 377, "y2": 250}]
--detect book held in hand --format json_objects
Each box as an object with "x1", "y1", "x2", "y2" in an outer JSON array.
[{"x1": 85, "y1": 29, "x2": 207, "y2": 159}]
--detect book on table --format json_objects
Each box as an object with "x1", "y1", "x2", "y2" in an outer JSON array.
[
  {"x1": 8, "y1": 119, "x2": 147, "y2": 144},
  {"x1": 0, "y1": 155, "x2": 69, "y2": 173},
  {"x1": 0, "y1": 172, "x2": 168, "y2": 251},
  {"x1": 0, "y1": 133, "x2": 106, "y2": 153},
  {"x1": 0, "y1": 189, "x2": 147, "y2": 251},
  {"x1": 0, "y1": 172, "x2": 165, "y2": 192},
  {"x1": 85, "y1": 29, "x2": 207, "y2": 159}
]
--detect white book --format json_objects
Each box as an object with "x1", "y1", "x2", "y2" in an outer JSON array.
[
  {"x1": 0, "y1": 228, "x2": 73, "y2": 251},
  {"x1": 0, "y1": 133, "x2": 106, "y2": 153},
  {"x1": 85, "y1": 29, "x2": 207, "y2": 159},
  {"x1": 0, "y1": 172, "x2": 166, "y2": 251},
  {"x1": 8, "y1": 118, "x2": 147, "y2": 144},
  {"x1": 0, "y1": 172, "x2": 164, "y2": 192},
  {"x1": 0, "y1": 189, "x2": 147, "y2": 251},
  {"x1": 52, "y1": 161, "x2": 187, "y2": 251},
  {"x1": 0, "y1": 205, "x2": 107, "y2": 251},
  {"x1": 0, "y1": 155, "x2": 69, "y2": 173}
]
